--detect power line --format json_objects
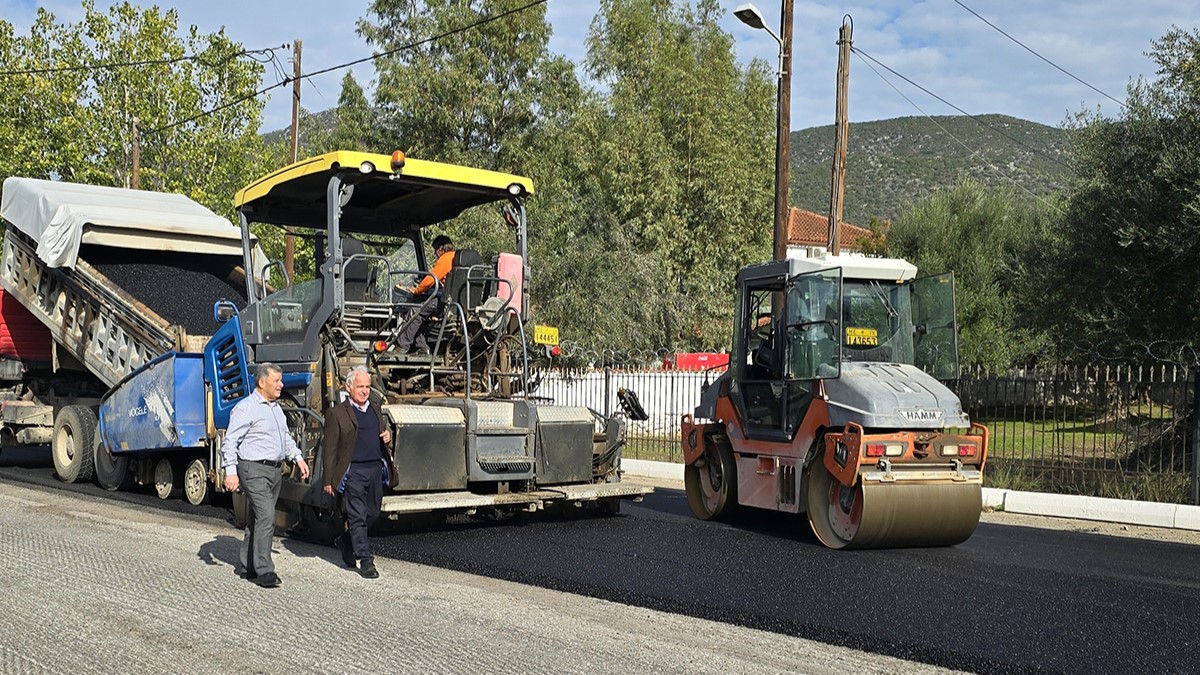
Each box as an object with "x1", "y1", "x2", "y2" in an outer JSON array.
[
  {"x1": 853, "y1": 49, "x2": 1065, "y2": 215},
  {"x1": 851, "y1": 46, "x2": 1071, "y2": 171},
  {"x1": 144, "y1": 80, "x2": 287, "y2": 136},
  {"x1": 952, "y1": 0, "x2": 1126, "y2": 109},
  {"x1": 0, "y1": 46, "x2": 286, "y2": 77},
  {"x1": 147, "y1": 0, "x2": 549, "y2": 136},
  {"x1": 302, "y1": 0, "x2": 549, "y2": 81}
]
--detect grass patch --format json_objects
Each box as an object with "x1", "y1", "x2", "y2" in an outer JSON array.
[{"x1": 984, "y1": 461, "x2": 1049, "y2": 493}]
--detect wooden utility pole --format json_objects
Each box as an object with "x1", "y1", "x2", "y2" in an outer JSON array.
[
  {"x1": 773, "y1": 0, "x2": 794, "y2": 261},
  {"x1": 285, "y1": 40, "x2": 302, "y2": 280},
  {"x1": 131, "y1": 117, "x2": 140, "y2": 190},
  {"x1": 827, "y1": 17, "x2": 852, "y2": 256}
]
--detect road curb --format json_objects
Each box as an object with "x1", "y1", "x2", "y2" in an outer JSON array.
[{"x1": 622, "y1": 459, "x2": 1200, "y2": 532}]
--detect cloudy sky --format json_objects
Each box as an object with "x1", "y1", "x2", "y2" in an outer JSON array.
[{"x1": 3, "y1": 0, "x2": 1198, "y2": 134}]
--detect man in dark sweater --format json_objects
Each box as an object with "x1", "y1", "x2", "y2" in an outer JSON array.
[{"x1": 322, "y1": 366, "x2": 398, "y2": 578}]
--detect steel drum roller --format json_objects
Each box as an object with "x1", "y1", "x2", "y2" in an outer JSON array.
[{"x1": 807, "y1": 457, "x2": 982, "y2": 549}]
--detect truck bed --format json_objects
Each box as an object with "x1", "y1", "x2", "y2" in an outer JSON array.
[{"x1": 0, "y1": 229, "x2": 245, "y2": 388}]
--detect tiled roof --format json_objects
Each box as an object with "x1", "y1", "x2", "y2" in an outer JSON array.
[{"x1": 787, "y1": 207, "x2": 873, "y2": 250}]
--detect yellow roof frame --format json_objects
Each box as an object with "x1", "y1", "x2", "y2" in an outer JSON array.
[
  {"x1": 230, "y1": 152, "x2": 540, "y2": 234},
  {"x1": 233, "y1": 150, "x2": 535, "y2": 209}
]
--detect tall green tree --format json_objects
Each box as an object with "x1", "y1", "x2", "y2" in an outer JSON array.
[
  {"x1": 333, "y1": 72, "x2": 373, "y2": 151},
  {"x1": 0, "y1": 1, "x2": 269, "y2": 221},
  {"x1": 1030, "y1": 27, "x2": 1200, "y2": 361},
  {"x1": 531, "y1": 0, "x2": 774, "y2": 351},
  {"x1": 0, "y1": 10, "x2": 91, "y2": 182},
  {"x1": 358, "y1": 0, "x2": 580, "y2": 170}
]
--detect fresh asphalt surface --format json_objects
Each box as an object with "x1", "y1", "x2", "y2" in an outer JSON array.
[{"x1": 3, "y1": 447, "x2": 1197, "y2": 675}]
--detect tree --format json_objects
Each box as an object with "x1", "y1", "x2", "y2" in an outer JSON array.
[
  {"x1": 0, "y1": 1, "x2": 269, "y2": 223},
  {"x1": 530, "y1": 0, "x2": 774, "y2": 351},
  {"x1": 1029, "y1": 27, "x2": 1200, "y2": 362},
  {"x1": 333, "y1": 72, "x2": 374, "y2": 151},
  {"x1": 881, "y1": 179, "x2": 1057, "y2": 369},
  {"x1": 358, "y1": 0, "x2": 580, "y2": 170},
  {"x1": 0, "y1": 10, "x2": 91, "y2": 182},
  {"x1": 356, "y1": 0, "x2": 582, "y2": 278}
]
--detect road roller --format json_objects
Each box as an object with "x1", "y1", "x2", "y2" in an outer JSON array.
[{"x1": 680, "y1": 254, "x2": 988, "y2": 549}]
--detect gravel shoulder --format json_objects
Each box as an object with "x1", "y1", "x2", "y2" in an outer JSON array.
[{"x1": 0, "y1": 480, "x2": 958, "y2": 675}]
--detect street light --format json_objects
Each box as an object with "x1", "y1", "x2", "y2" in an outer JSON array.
[
  {"x1": 735, "y1": 2, "x2": 793, "y2": 261},
  {"x1": 734, "y1": 3, "x2": 775, "y2": 39}
]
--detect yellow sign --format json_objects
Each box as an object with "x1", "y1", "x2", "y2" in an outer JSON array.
[
  {"x1": 533, "y1": 325, "x2": 560, "y2": 346},
  {"x1": 845, "y1": 327, "x2": 878, "y2": 346}
]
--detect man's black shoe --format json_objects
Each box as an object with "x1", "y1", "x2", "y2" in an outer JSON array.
[
  {"x1": 253, "y1": 572, "x2": 282, "y2": 588},
  {"x1": 240, "y1": 569, "x2": 258, "y2": 580},
  {"x1": 336, "y1": 534, "x2": 356, "y2": 568},
  {"x1": 359, "y1": 561, "x2": 379, "y2": 579}
]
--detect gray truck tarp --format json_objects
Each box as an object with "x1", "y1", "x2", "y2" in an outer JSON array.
[{"x1": 0, "y1": 177, "x2": 248, "y2": 269}]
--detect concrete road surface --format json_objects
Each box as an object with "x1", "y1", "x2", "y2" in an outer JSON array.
[{"x1": 0, "y1": 481, "x2": 955, "y2": 674}]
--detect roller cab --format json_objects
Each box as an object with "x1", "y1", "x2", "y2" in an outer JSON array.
[{"x1": 683, "y1": 254, "x2": 988, "y2": 549}]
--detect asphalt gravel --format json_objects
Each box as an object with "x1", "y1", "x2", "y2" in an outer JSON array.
[
  {"x1": 368, "y1": 490, "x2": 1200, "y2": 675},
  {"x1": 85, "y1": 246, "x2": 246, "y2": 336}
]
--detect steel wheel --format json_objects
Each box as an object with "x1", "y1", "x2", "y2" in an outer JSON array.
[
  {"x1": 183, "y1": 458, "x2": 209, "y2": 506},
  {"x1": 684, "y1": 439, "x2": 737, "y2": 520},
  {"x1": 805, "y1": 451, "x2": 861, "y2": 549},
  {"x1": 805, "y1": 446, "x2": 984, "y2": 550}
]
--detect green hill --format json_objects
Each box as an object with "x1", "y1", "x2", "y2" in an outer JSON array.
[
  {"x1": 789, "y1": 114, "x2": 1071, "y2": 226},
  {"x1": 265, "y1": 111, "x2": 1072, "y2": 228}
]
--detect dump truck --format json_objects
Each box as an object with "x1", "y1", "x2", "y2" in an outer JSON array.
[
  {"x1": 0, "y1": 177, "x2": 256, "y2": 498},
  {"x1": 680, "y1": 254, "x2": 987, "y2": 549},
  {"x1": 0, "y1": 152, "x2": 650, "y2": 539}
]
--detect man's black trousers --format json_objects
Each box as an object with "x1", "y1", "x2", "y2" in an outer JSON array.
[{"x1": 342, "y1": 461, "x2": 385, "y2": 563}]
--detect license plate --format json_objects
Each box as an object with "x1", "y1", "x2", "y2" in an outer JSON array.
[
  {"x1": 533, "y1": 325, "x2": 559, "y2": 346},
  {"x1": 846, "y1": 327, "x2": 878, "y2": 346}
]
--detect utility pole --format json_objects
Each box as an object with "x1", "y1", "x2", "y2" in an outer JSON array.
[
  {"x1": 773, "y1": 0, "x2": 794, "y2": 261},
  {"x1": 827, "y1": 17, "x2": 852, "y2": 256},
  {"x1": 131, "y1": 117, "x2": 140, "y2": 190},
  {"x1": 285, "y1": 40, "x2": 302, "y2": 280}
]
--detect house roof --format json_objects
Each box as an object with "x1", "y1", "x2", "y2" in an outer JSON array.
[{"x1": 787, "y1": 207, "x2": 873, "y2": 250}]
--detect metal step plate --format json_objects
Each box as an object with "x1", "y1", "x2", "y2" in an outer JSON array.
[
  {"x1": 543, "y1": 483, "x2": 654, "y2": 501},
  {"x1": 380, "y1": 490, "x2": 562, "y2": 514}
]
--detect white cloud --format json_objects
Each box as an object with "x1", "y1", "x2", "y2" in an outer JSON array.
[{"x1": 2, "y1": 0, "x2": 1198, "y2": 134}]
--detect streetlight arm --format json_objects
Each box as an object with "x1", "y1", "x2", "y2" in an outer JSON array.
[{"x1": 761, "y1": 25, "x2": 783, "y2": 46}]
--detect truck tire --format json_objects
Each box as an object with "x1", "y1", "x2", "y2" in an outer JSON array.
[
  {"x1": 52, "y1": 406, "x2": 97, "y2": 483},
  {"x1": 93, "y1": 434, "x2": 132, "y2": 491},
  {"x1": 183, "y1": 458, "x2": 209, "y2": 506},
  {"x1": 684, "y1": 437, "x2": 738, "y2": 520}
]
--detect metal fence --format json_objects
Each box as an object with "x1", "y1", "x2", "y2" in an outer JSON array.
[{"x1": 531, "y1": 363, "x2": 1199, "y2": 504}]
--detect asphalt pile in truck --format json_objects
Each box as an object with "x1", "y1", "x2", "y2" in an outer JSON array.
[{"x1": 85, "y1": 246, "x2": 247, "y2": 337}]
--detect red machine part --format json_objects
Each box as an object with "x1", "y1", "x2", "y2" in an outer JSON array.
[{"x1": 0, "y1": 288, "x2": 50, "y2": 362}]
